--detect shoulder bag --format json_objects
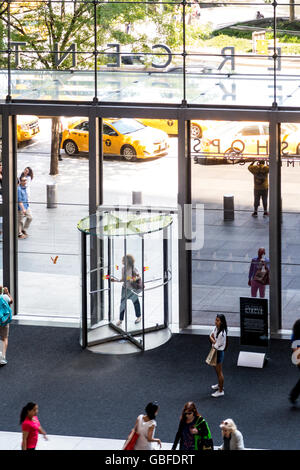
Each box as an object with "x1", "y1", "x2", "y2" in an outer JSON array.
[
  {"x1": 205, "y1": 346, "x2": 217, "y2": 366},
  {"x1": 123, "y1": 428, "x2": 139, "y2": 450}
]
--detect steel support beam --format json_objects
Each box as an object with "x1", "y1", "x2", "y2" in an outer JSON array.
[
  {"x1": 269, "y1": 119, "x2": 282, "y2": 333},
  {"x1": 2, "y1": 112, "x2": 17, "y2": 312}
]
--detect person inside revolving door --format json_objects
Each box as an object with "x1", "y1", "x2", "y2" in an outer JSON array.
[{"x1": 111, "y1": 254, "x2": 142, "y2": 327}]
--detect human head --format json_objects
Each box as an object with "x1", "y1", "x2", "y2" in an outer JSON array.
[
  {"x1": 20, "y1": 402, "x2": 38, "y2": 424},
  {"x1": 145, "y1": 401, "x2": 159, "y2": 420},
  {"x1": 292, "y1": 319, "x2": 300, "y2": 339},
  {"x1": 180, "y1": 401, "x2": 199, "y2": 421},
  {"x1": 258, "y1": 247, "x2": 266, "y2": 258},
  {"x1": 220, "y1": 418, "x2": 237, "y2": 434},
  {"x1": 215, "y1": 314, "x2": 228, "y2": 334},
  {"x1": 122, "y1": 254, "x2": 135, "y2": 268},
  {"x1": 22, "y1": 167, "x2": 33, "y2": 179}
]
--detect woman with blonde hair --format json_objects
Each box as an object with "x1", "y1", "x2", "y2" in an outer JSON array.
[{"x1": 218, "y1": 419, "x2": 244, "y2": 450}]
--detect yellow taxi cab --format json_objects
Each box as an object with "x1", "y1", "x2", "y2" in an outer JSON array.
[
  {"x1": 194, "y1": 121, "x2": 300, "y2": 164},
  {"x1": 17, "y1": 115, "x2": 40, "y2": 142},
  {"x1": 61, "y1": 118, "x2": 169, "y2": 161},
  {"x1": 135, "y1": 119, "x2": 206, "y2": 138}
]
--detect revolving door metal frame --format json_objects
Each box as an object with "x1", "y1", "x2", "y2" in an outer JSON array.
[{"x1": 80, "y1": 208, "x2": 173, "y2": 351}]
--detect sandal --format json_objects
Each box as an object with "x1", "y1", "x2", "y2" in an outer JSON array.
[{"x1": 18, "y1": 234, "x2": 27, "y2": 239}]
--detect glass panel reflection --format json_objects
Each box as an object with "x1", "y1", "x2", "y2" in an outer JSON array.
[{"x1": 191, "y1": 120, "x2": 270, "y2": 328}]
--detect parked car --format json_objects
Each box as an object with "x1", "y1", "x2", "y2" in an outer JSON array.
[
  {"x1": 136, "y1": 118, "x2": 206, "y2": 138},
  {"x1": 17, "y1": 115, "x2": 40, "y2": 142},
  {"x1": 194, "y1": 121, "x2": 300, "y2": 164},
  {"x1": 61, "y1": 118, "x2": 169, "y2": 161}
]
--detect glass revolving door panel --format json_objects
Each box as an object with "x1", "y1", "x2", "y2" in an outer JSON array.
[{"x1": 78, "y1": 207, "x2": 173, "y2": 353}]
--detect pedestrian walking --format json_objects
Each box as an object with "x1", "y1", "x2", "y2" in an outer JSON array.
[
  {"x1": 172, "y1": 401, "x2": 213, "y2": 451},
  {"x1": 218, "y1": 419, "x2": 245, "y2": 450},
  {"x1": 209, "y1": 314, "x2": 228, "y2": 397},
  {"x1": 20, "y1": 402, "x2": 48, "y2": 450},
  {"x1": 17, "y1": 176, "x2": 32, "y2": 239},
  {"x1": 111, "y1": 254, "x2": 142, "y2": 327},
  {"x1": 0, "y1": 286, "x2": 13, "y2": 366},
  {"x1": 248, "y1": 247, "x2": 270, "y2": 298},
  {"x1": 248, "y1": 160, "x2": 269, "y2": 217},
  {"x1": 126, "y1": 402, "x2": 161, "y2": 450},
  {"x1": 19, "y1": 166, "x2": 34, "y2": 200},
  {"x1": 289, "y1": 319, "x2": 300, "y2": 405}
]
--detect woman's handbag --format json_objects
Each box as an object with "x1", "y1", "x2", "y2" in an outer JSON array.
[
  {"x1": 123, "y1": 429, "x2": 139, "y2": 450},
  {"x1": 253, "y1": 263, "x2": 269, "y2": 285},
  {"x1": 205, "y1": 346, "x2": 217, "y2": 366}
]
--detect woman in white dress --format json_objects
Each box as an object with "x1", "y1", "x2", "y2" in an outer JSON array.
[{"x1": 133, "y1": 402, "x2": 162, "y2": 450}]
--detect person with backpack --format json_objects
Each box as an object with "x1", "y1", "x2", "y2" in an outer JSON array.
[
  {"x1": 0, "y1": 286, "x2": 13, "y2": 366},
  {"x1": 248, "y1": 160, "x2": 269, "y2": 217},
  {"x1": 172, "y1": 401, "x2": 213, "y2": 450},
  {"x1": 111, "y1": 254, "x2": 142, "y2": 327},
  {"x1": 209, "y1": 314, "x2": 228, "y2": 397}
]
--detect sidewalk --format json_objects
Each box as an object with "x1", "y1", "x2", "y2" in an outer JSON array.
[{"x1": 0, "y1": 431, "x2": 173, "y2": 451}]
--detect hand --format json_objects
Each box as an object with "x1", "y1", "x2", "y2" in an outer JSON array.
[
  {"x1": 190, "y1": 427, "x2": 198, "y2": 435},
  {"x1": 156, "y1": 439, "x2": 162, "y2": 448},
  {"x1": 248, "y1": 280, "x2": 251, "y2": 286},
  {"x1": 43, "y1": 434, "x2": 48, "y2": 441}
]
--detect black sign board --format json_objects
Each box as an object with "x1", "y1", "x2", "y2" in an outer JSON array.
[{"x1": 240, "y1": 297, "x2": 268, "y2": 348}]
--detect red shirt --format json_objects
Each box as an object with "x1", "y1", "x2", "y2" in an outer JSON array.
[{"x1": 22, "y1": 416, "x2": 40, "y2": 449}]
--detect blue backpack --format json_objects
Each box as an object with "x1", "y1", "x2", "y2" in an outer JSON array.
[{"x1": 0, "y1": 296, "x2": 12, "y2": 327}]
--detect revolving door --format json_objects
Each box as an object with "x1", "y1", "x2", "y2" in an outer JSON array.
[{"x1": 78, "y1": 206, "x2": 173, "y2": 353}]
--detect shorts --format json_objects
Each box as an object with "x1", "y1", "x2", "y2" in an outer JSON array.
[
  {"x1": 0, "y1": 324, "x2": 9, "y2": 340},
  {"x1": 217, "y1": 350, "x2": 224, "y2": 364}
]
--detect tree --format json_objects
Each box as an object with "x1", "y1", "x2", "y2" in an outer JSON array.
[{"x1": 1, "y1": 1, "x2": 181, "y2": 174}]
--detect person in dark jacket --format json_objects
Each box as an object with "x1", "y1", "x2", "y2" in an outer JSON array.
[{"x1": 172, "y1": 401, "x2": 213, "y2": 451}]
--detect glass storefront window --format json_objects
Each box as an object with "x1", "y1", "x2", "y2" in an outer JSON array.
[
  {"x1": 281, "y1": 122, "x2": 300, "y2": 330},
  {"x1": 191, "y1": 120, "x2": 270, "y2": 328},
  {"x1": 16, "y1": 115, "x2": 88, "y2": 320}
]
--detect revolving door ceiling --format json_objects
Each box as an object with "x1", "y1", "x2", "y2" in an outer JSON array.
[{"x1": 78, "y1": 207, "x2": 173, "y2": 353}]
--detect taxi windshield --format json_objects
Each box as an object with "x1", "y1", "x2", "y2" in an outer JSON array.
[{"x1": 112, "y1": 118, "x2": 146, "y2": 134}]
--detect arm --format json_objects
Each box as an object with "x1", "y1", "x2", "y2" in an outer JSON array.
[
  {"x1": 147, "y1": 424, "x2": 161, "y2": 448},
  {"x1": 233, "y1": 431, "x2": 244, "y2": 450},
  {"x1": 3, "y1": 288, "x2": 13, "y2": 305},
  {"x1": 21, "y1": 431, "x2": 29, "y2": 450},
  {"x1": 38, "y1": 425, "x2": 48, "y2": 440},
  {"x1": 172, "y1": 421, "x2": 182, "y2": 450},
  {"x1": 209, "y1": 329, "x2": 216, "y2": 345}
]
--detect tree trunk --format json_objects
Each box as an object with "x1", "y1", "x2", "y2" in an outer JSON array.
[
  {"x1": 50, "y1": 116, "x2": 61, "y2": 175},
  {"x1": 290, "y1": 0, "x2": 295, "y2": 22}
]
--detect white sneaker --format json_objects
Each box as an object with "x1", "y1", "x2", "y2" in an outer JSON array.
[
  {"x1": 135, "y1": 317, "x2": 141, "y2": 324},
  {"x1": 116, "y1": 320, "x2": 122, "y2": 326},
  {"x1": 0, "y1": 357, "x2": 7, "y2": 365},
  {"x1": 211, "y1": 384, "x2": 219, "y2": 390},
  {"x1": 211, "y1": 390, "x2": 224, "y2": 398}
]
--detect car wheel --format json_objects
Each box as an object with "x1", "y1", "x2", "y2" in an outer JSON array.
[
  {"x1": 191, "y1": 124, "x2": 202, "y2": 139},
  {"x1": 121, "y1": 145, "x2": 137, "y2": 161},
  {"x1": 64, "y1": 140, "x2": 79, "y2": 156}
]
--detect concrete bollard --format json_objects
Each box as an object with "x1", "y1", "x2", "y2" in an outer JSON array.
[
  {"x1": 132, "y1": 191, "x2": 142, "y2": 205},
  {"x1": 224, "y1": 194, "x2": 234, "y2": 221},
  {"x1": 47, "y1": 183, "x2": 57, "y2": 209}
]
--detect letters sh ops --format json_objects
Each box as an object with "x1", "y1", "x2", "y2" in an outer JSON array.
[{"x1": 291, "y1": 341, "x2": 300, "y2": 366}]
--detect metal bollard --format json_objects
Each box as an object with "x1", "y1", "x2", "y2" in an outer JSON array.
[
  {"x1": 47, "y1": 183, "x2": 57, "y2": 209},
  {"x1": 132, "y1": 191, "x2": 142, "y2": 205},
  {"x1": 224, "y1": 194, "x2": 234, "y2": 221}
]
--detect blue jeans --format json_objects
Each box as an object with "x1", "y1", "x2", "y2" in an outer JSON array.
[{"x1": 119, "y1": 286, "x2": 141, "y2": 321}]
